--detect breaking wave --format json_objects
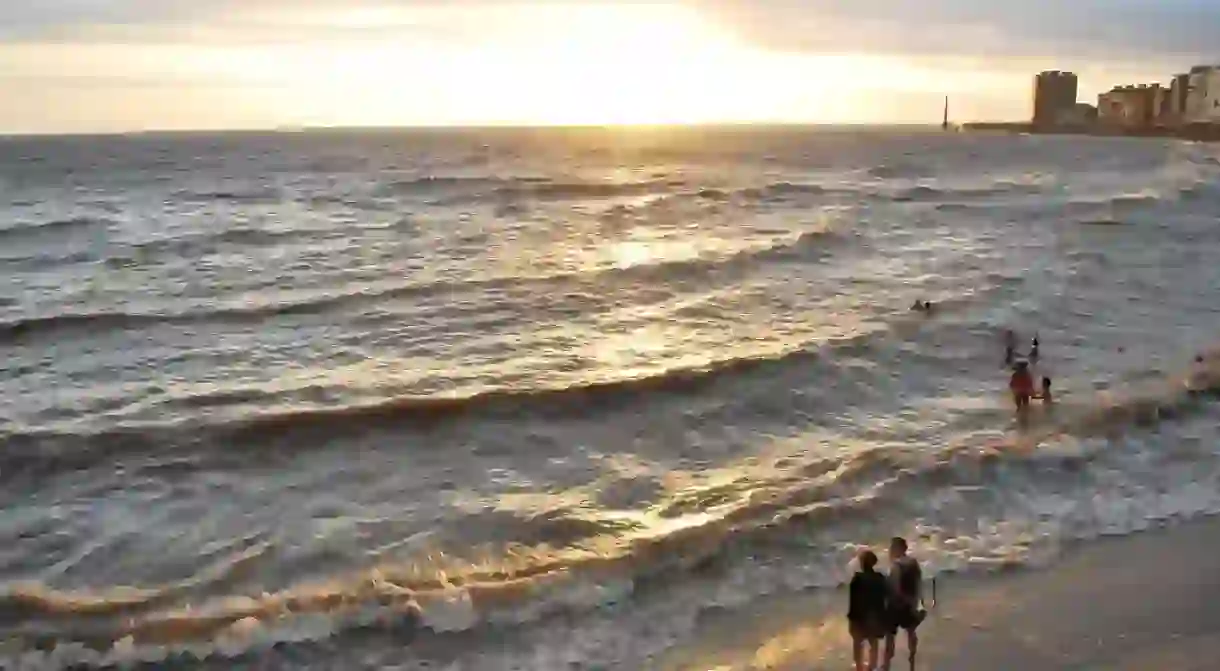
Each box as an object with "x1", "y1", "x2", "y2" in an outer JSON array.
[
  {"x1": 0, "y1": 216, "x2": 112, "y2": 238},
  {"x1": 7, "y1": 351, "x2": 1220, "y2": 668},
  {"x1": 0, "y1": 223, "x2": 842, "y2": 346}
]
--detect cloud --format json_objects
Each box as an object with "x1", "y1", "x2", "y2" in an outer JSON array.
[
  {"x1": 1, "y1": 0, "x2": 1216, "y2": 74},
  {"x1": 0, "y1": 1, "x2": 493, "y2": 47},
  {"x1": 1, "y1": 0, "x2": 1217, "y2": 131},
  {"x1": 6, "y1": 0, "x2": 1213, "y2": 99},
  {"x1": 0, "y1": 1, "x2": 194, "y2": 36},
  {"x1": 694, "y1": 0, "x2": 1220, "y2": 67}
]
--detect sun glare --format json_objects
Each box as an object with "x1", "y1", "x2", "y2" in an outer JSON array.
[
  {"x1": 503, "y1": 4, "x2": 776, "y2": 125},
  {"x1": 0, "y1": 1, "x2": 1042, "y2": 131},
  {"x1": 261, "y1": 3, "x2": 802, "y2": 126},
  {"x1": 126, "y1": 2, "x2": 965, "y2": 128}
]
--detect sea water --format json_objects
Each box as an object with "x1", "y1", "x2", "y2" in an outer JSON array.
[{"x1": 2, "y1": 127, "x2": 1220, "y2": 669}]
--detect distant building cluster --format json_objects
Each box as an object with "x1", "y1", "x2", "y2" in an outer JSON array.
[{"x1": 1032, "y1": 66, "x2": 1220, "y2": 133}]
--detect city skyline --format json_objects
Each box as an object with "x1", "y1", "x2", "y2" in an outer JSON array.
[{"x1": 4, "y1": 1, "x2": 1220, "y2": 133}]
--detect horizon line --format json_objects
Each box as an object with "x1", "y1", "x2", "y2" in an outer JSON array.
[{"x1": 0, "y1": 120, "x2": 1028, "y2": 140}]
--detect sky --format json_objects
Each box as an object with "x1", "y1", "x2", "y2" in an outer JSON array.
[{"x1": 2, "y1": 0, "x2": 1220, "y2": 133}]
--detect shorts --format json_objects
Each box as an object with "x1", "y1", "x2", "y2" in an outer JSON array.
[
  {"x1": 849, "y1": 615, "x2": 888, "y2": 641},
  {"x1": 888, "y1": 607, "x2": 927, "y2": 634}
]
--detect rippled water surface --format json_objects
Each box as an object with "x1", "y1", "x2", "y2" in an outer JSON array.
[{"x1": 3, "y1": 127, "x2": 1220, "y2": 669}]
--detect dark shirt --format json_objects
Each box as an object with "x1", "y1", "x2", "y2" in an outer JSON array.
[
  {"x1": 848, "y1": 569, "x2": 889, "y2": 622},
  {"x1": 889, "y1": 557, "x2": 923, "y2": 609}
]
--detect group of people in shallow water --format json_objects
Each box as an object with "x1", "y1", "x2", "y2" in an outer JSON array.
[
  {"x1": 912, "y1": 301, "x2": 1051, "y2": 416},
  {"x1": 1004, "y1": 329, "x2": 1052, "y2": 415},
  {"x1": 846, "y1": 536, "x2": 927, "y2": 671}
]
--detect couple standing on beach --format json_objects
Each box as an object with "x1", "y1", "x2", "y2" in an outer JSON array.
[{"x1": 847, "y1": 537, "x2": 926, "y2": 671}]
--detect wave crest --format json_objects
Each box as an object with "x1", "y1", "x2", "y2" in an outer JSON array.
[{"x1": 10, "y1": 355, "x2": 1220, "y2": 667}]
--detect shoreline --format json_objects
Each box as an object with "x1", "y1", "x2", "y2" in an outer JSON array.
[
  {"x1": 652, "y1": 513, "x2": 1220, "y2": 670},
  {"x1": 961, "y1": 122, "x2": 1220, "y2": 142}
]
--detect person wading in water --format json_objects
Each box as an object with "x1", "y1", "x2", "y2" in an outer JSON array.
[
  {"x1": 1003, "y1": 329, "x2": 1018, "y2": 366},
  {"x1": 1009, "y1": 361, "x2": 1035, "y2": 416}
]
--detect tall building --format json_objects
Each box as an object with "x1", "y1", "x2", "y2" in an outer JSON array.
[
  {"x1": 1167, "y1": 73, "x2": 1190, "y2": 125},
  {"x1": 1153, "y1": 87, "x2": 1170, "y2": 125},
  {"x1": 1098, "y1": 84, "x2": 1160, "y2": 129},
  {"x1": 1032, "y1": 71, "x2": 1079, "y2": 128},
  {"x1": 1184, "y1": 65, "x2": 1220, "y2": 125}
]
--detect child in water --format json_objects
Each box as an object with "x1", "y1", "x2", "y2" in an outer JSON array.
[{"x1": 1035, "y1": 376, "x2": 1052, "y2": 405}]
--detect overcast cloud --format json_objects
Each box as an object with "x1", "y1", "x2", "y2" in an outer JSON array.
[
  {"x1": 2, "y1": 1, "x2": 1218, "y2": 131},
  {"x1": 3, "y1": 0, "x2": 1218, "y2": 64},
  {"x1": 699, "y1": 0, "x2": 1220, "y2": 65}
]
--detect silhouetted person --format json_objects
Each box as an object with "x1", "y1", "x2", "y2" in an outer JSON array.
[
  {"x1": 1039, "y1": 376, "x2": 1052, "y2": 405},
  {"x1": 848, "y1": 549, "x2": 889, "y2": 671},
  {"x1": 1029, "y1": 335, "x2": 1040, "y2": 362},
  {"x1": 883, "y1": 537, "x2": 925, "y2": 671},
  {"x1": 923, "y1": 301, "x2": 934, "y2": 313}
]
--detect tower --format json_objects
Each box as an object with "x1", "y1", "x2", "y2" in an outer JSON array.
[{"x1": 1032, "y1": 71, "x2": 1079, "y2": 128}]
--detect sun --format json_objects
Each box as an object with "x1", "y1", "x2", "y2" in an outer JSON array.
[
  {"x1": 199, "y1": 2, "x2": 948, "y2": 127},
  {"x1": 0, "y1": 0, "x2": 1018, "y2": 132},
  {"x1": 473, "y1": 3, "x2": 762, "y2": 125}
]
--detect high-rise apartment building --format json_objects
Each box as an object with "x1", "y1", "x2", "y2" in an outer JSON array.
[
  {"x1": 1032, "y1": 71, "x2": 1079, "y2": 128},
  {"x1": 1184, "y1": 65, "x2": 1220, "y2": 125},
  {"x1": 1097, "y1": 84, "x2": 1160, "y2": 129},
  {"x1": 1167, "y1": 73, "x2": 1190, "y2": 124}
]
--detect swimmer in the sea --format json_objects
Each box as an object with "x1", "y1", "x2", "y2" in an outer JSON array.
[
  {"x1": 923, "y1": 301, "x2": 934, "y2": 313},
  {"x1": 1003, "y1": 329, "x2": 1017, "y2": 366},
  {"x1": 1029, "y1": 335, "x2": 1040, "y2": 362}
]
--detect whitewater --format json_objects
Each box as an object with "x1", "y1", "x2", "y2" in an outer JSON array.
[{"x1": 2, "y1": 126, "x2": 1220, "y2": 670}]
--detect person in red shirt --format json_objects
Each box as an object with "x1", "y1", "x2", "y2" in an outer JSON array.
[{"x1": 1009, "y1": 361, "x2": 1034, "y2": 412}]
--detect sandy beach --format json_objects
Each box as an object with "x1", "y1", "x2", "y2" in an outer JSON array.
[{"x1": 654, "y1": 514, "x2": 1220, "y2": 671}]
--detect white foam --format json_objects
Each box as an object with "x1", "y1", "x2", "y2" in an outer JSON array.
[{"x1": 8, "y1": 130, "x2": 1220, "y2": 671}]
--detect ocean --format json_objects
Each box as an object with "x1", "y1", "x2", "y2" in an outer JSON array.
[{"x1": 2, "y1": 126, "x2": 1220, "y2": 670}]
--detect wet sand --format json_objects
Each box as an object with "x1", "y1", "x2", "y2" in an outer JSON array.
[{"x1": 654, "y1": 513, "x2": 1220, "y2": 670}]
